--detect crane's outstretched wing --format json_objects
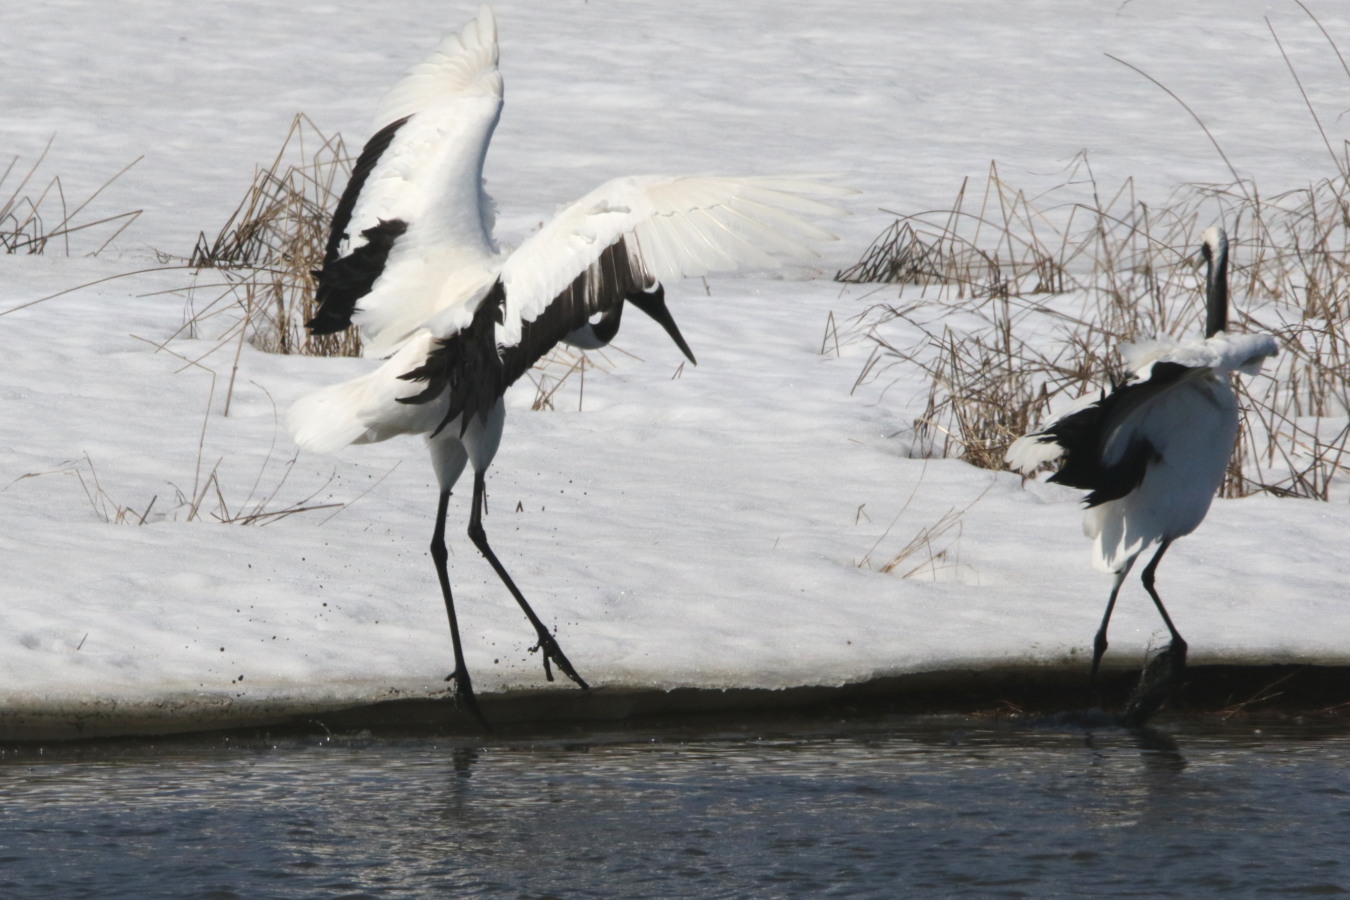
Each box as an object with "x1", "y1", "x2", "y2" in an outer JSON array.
[
  {"x1": 308, "y1": 4, "x2": 503, "y2": 355},
  {"x1": 469, "y1": 174, "x2": 848, "y2": 387}
]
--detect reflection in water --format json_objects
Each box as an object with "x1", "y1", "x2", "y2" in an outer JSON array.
[{"x1": 0, "y1": 717, "x2": 1347, "y2": 898}]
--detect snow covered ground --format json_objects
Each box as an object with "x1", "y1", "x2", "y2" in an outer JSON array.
[{"x1": 3, "y1": 0, "x2": 1350, "y2": 738}]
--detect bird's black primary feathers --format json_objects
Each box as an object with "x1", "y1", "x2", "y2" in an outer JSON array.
[{"x1": 307, "y1": 116, "x2": 412, "y2": 335}]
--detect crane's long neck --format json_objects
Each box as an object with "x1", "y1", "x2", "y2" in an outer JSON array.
[{"x1": 1203, "y1": 228, "x2": 1229, "y2": 338}]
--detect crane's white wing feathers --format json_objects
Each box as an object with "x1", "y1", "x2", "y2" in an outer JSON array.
[
  {"x1": 493, "y1": 175, "x2": 848, "y2": 347},
  {"x1": 1121, "y1": 332, "x2": 1278, "y2": 379},
  {"x1": 372, "y1": 4, "x2": 500, "y2": 132},
  {"x1": 340, "y1": 5, "x2": 504, "y2": 357},
  {"x1": 311, "y1": 7, "x2": 851, "y2": 360}
]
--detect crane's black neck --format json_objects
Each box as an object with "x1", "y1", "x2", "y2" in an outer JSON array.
[
  {"x1": 589, "y1": 302, "x2": 624, "y2": 346},
  {"x1": 1203, "y1": 230, "x2": 1229, "y2": 338}
]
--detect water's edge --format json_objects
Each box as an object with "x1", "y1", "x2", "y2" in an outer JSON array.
[{"x1": 3, "y1": 663, "x2": 1347, "y2": 743}]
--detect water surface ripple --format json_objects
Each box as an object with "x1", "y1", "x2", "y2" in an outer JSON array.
[{"x1": 0, "y1": 716, "x2": 1345, "y2": 898}]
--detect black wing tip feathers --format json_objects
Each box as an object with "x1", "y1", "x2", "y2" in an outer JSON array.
[
  {"x1": 305, "y1": 115, "x2": 414, "y2": 336},
  {"x1": 307, "y1": 218, "x2": 410, "y2": 334}
]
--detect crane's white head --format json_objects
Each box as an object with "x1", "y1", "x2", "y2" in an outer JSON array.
[{"x1": 1199, "y1": 226, "x2": 1227, "y2": 259}]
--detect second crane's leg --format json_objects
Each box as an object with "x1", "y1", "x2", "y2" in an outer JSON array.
[
  {"x1": 1088, "y1": 556, "x2": 1135, "y2": 708},
  {"x1": 1118, "y1": 540, "x2": 1188, "y2": 727},
  {"x1": 1140, "y1": 539, "x2": 1186, "y2": 653},
  {"x1": 431, "y1": 489, "x2": 488, "y2": 729},
  {"x1": 467, "y1": 471, "x2": 589, "y2": 690}
]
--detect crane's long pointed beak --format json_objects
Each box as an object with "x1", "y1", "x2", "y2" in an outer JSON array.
[{"x1": 628, "y1": 285, "x2": 697, "y2": 365}]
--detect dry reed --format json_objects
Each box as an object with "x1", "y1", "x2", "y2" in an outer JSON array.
[
  {"x1": 188, "y1": 113, "x2": 360, "y2": 360},
  {"x1": 1, "y1": 137, "x2": 141, "y2": 256}
]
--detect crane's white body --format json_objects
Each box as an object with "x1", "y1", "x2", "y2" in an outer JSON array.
[
  {"x1": 1081, "y1": 332, "x2": 1275, "y2": 572},
  {"x1": 290, "y1": 332, "x2": 460, "y2": 451}
]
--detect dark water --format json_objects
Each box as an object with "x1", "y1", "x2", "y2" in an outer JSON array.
[{"x1": 0, "y1": 715, "x2": 1347, "y2": 898}]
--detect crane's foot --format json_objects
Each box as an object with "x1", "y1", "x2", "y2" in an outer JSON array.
[
  {"x1": 529, "y1": 630, "x2": 590, "y2": 690},
  {"x1": 1119, "y1": 639, "x2": 1188, "y2": 729},
  {"x1": 445, "y1": 666, "x2": 490, "y2": 730}
]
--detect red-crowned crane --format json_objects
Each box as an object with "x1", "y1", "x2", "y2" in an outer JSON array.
[
  {"x1": 287, "y1": 5, "x2": 846, "y2": 725},
  {"x1": 1006, "y1": 226, "x2": 1278, "y2": 708}
]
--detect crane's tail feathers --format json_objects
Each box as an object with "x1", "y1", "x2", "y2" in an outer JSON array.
[
  {"x1": 289, "y1": 335, "x2": 445, "y2": 453},
  {"x1": 1005, "y1": 433, "x2": 1063, "y2": 474},
  {"x1": 288, "y1": 379, "x2": 375, "y2": 455}
]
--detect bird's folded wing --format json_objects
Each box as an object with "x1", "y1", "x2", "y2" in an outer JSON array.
[{"x1": 1121, "y1": 331, "x2": 1278, "y2": 377}]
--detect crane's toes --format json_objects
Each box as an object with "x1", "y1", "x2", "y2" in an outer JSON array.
[
  {"x1": 529, "y1": 634, "x2": 590, "y2": 690},
  {"x1": 444, "y1": 667, "x2": 491, "y2": 730},
  {"x1": 1119, "y1": 640, "x2": 1188, "y2": 729}
]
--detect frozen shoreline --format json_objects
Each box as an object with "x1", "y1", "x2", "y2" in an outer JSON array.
[{"x1": 5, "y1": 660, "x2": 1348, "y2": 743}]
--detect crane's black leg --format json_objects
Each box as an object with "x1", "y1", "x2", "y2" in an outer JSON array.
[
  {"x1": 1117, "y1": 539, "x2": 1188, "y2": 725},
  {"x1": 431, "y1": 489, "x2": 489, "y2": 729},
  {"x1": 467, "y1": 471, "x2": 590, "y2": 690},
  {"x1": 1087, "y1": 565, "x2": 1131, "y2": 708},
  {"x1": 1140, "y1": 539, "x2": 1187, "y2": 654}
]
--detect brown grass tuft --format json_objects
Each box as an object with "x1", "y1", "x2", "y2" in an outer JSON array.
[{"x1": 189, "y1": 113, "x2": 360, "y2": 359}]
